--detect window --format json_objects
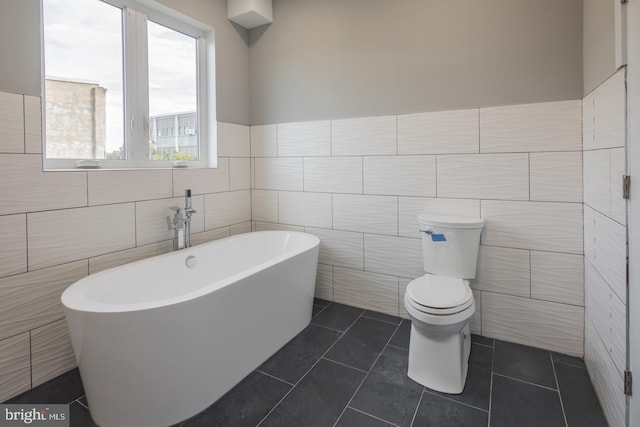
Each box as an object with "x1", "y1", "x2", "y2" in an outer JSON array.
[{"x1": 42, "y1": 0, "x2": 216, "y2": 169}]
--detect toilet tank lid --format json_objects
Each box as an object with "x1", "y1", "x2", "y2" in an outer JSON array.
[{"x1": 419, "y1": 215, "x2": 485, "y2": 229}]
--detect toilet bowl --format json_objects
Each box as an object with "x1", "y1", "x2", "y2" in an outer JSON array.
[
  {"x1": 405, "y1": 215, "x2": 484, "y2": 394},
  {"x1": 404, "y1": 274, "x2": 475, "y2": 394}
]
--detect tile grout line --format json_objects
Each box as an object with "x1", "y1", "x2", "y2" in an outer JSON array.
[
  {"x1": 255, "y1": 369, "x2": 295, "y2": 387},
  {"x1": 550, "y1": 353, "x2": 569, "y2": 427},
  {"x1": 76, "y1": 397, "x2": 89, "y2": 410},
  {"x1": 331, "y1": 319, "x2": 404, "y2": 427},
  {"x1": 321, "y1": 356, "x2": 369, "y2": 374},
  {"x1": 409, "y1": 390, "x2": 425, "y2": 427},
  {"x1": 492, "y1": 372, "x2": 559, "y2": 392},
  {"x1": 346, "y1": 406, "x2": 402, "y2": 427},
  {"x1": 487, "y1": 339, "x2": 495, "y2": 427},
  {"x1": 421, "y1": 388, "x2": 490, "y2": 413},
  {"x1": 256, "y1": 310, "x2": 366, "y2": 426}
]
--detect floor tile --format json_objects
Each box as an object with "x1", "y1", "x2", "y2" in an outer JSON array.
[
  {"x1": 181, "y1": 371, "x2": 291, "y2": 427},
  {"x1": 413, "y1": 391, "x2": 488, "y2": 427},
  {"x1": 258, "y1": 324, "x2": 342, "y2": 384},
  {"x1": 427, "y1": 343, "x2": 493, "y2": 410},
  {"x1": 552, "y1": 351, "x2": 586, "y2": 369},
  {"x1": 555, "y1": 363, "x2": 608, "y2": 427},
  {"x1": 335, "y1": 408, "x2": 395, "y2": 427},
  {"x1": 312, "y1": 304, "x2": 326, "y2": 318},
  {"x1": 325, "y1": 317, "x2": 398, "y2": 371},
  {"x1": 311, "y1": 302, "x2": 364, "y2": 332},
  {"x1": 471, "y1": 334, "x2": 494, "y2": 347},
  {"x1": 350, "y1": 346, "x2": 423, "y2": 427},
  {"x1": 490, "y1": 374, "x2": 565, "y2": 427},
  {"x1": 388, "y1": 319, "x2": 411, "y2": 350},
  {"x1": 5, "y1": 369, "x2": 84, "y2": 404},
  {"x1": 362, "y1": 310, "x2": 403, "y2": 325},
  {"x1": 259, "y1": 359, "x2": 365, "y2": 427},
  {"x1": 493, "y1": 340, "x2": 556, "y2": 388},
  {"x1": 70, "y1": 401, "x2": 97, "y2": 427}
]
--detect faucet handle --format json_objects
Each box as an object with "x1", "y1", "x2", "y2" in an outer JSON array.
[{"x1": 169, "y1": 206, "x2": 182, "y2": 213}]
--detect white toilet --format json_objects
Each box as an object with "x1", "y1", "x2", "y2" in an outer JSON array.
[{"x1": 404, "y1": 215, "x2": 485, "y2": 394}]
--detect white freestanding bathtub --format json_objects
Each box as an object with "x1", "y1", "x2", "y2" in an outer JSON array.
[{"x1": 61, "y1": 231, "x2": 320, "y2": 427}]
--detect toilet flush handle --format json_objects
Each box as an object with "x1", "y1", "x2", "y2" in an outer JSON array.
[{"x1": 421, "y1": 227, "x2": 434, "y2": 235}]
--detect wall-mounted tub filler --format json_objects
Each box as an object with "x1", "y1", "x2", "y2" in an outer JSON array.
[{"x1": 168, "y1": 189, "x2": 197, "y2": 250}]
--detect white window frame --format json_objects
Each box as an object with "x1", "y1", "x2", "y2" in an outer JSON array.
[{"x1": 42, "y1": 0, "x2": 217, "y2": 170}]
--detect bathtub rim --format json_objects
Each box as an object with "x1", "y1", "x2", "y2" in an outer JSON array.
[{"x1": 61, "y1": 230, "x2": 320, "y2": 314}]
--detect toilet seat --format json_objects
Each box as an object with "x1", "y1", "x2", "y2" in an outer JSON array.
[{"x1": 406, "y1": 275, "x2": 474, "y2": 315}]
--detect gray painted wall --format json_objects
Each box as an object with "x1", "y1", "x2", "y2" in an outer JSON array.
[
  {"x1": 583, "y1": 0, "x2": 617, "y2": 95},
  {"x1": 0, "y1": 0, "x2": 42, "y2": 97},
  {"x1": 0, "y1": 0, "x2": 251, "y2": 125},
  {"x1": 249, "y1": 0, "x2": 583, "y2": 125}
]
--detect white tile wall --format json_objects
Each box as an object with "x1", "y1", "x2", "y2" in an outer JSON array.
[
  {"x1": 473, "y1": 246, "x2": 530, "y2": 297},
  {"x1": 482, "y1": 291, "x2": 584, "y2": 356},
  {"x1": 582, "y1": 91, "x2": 594, "y2": 150},
  {"x1": 249, "y1": 102, "x2": 586, "y2": 358},
  {"x1": 191, "y1": 227, "x2": 231, "y2": 246},
  {"x1": 230, "y1": 158, "x2": 251, "y2": 191},
  {"x1": 230, "y1": 221, "x2": 252, "y2": 235},
  {"x1": 0, "y1": 91, "x2": 24, "y2": 153},
  {"x1": 251, "y1": 124, "x2": 277, "y2": 157},
  {"x1": 0, "y1": 154, "x2": 87, "y2": 215},
  {"x1": 278, "y1": 121, "x2": 330, "y2": 157},
  {"x1": 217, "y1": 122, "x2": 251, "y2": 157},
  {"x1": 333, "y1": 194, "x2": 398, "y2": 235},
  {"x1": 593, "y1": 210, "x2": 627, "y2": 302},
  {"x1": 88, "y1": 170, "x2": 173, "y2": 205},
  {"x1": 332, "y1": 116, "x2": 396, "y2": 156},
  {"x1": 530, "y1": 152, "x2": 582, "y2": 202},
  {"x1": 0, "y1": 214, "x2": 27, "y2": 278},
  {"x1": 252, "y1": 190, "x2": 279, "y2": 222},
  {"x1": 437, "y1": 153, "x2": 529, "y2": 200},
  {"x1": 173, "y1": 159, "x2": 230, "y2": 195},
  {"x1": 583, "y1": 149, "x2": 611, "y2": 215},
  {"x1": 304, "y1": 157, "x2": 362, "y2": 194},
  {"x1": 398, "y1": 197, "x2": 480, "y2": 239},
  {"x1": 399, "y1": 278, "x2": 410, "y2": 319},
  {"x1": 593, "y1": 68, "x2": 626, "y2": 150},
  {"x1": 28, "y1": 204, "x2": 136, "y2": 270},
  {"x1": 31, "y1": 320, "x2": 76, "y2": 387},
  {"x1": 204, "y1": 190, "x2": 251, "y2": 230},
  {"x1": 0, "y1": 260, "x2": 88, "y2": 341},
  {"x1": 583, "y1": 69, "x2": 627, "y2": 427},
  {"x1": 0, "y1": 333, "x2": 31, "y2": 402},
  {"x1": 254, "y1": 222, "x2": 304, "y2": 232},
  {"x1": 481, "y1": 200, "x2": 583, "y2": 253},
  {"x1": 398, "y1": 109, "x2": 479, "y2": 155},
  {"x1": 480, "y1": 100, "x2": 582, "y2": 153},
  {"x1": 470, "y1": 290, "x2": 482, "y2": 335},
  {"x1": 364, "y1": 235, "x2": 423, "y2": 279},
  {"x1": 254, "y1": 157, "x2": 303, "y2": 191},
  {"x1": 278, "y1": 192, "x2": 332, "y2": 228},
  {"x1": 135, "y1": 196, "x2": 205, "y2": 246},
  {"x1": 315, "y1": 264, "x2": 333, "y2": 300},
  {"x1": 363, "y1": 155, "x2": 436, "y2": 197},
  {"x1": 334, "y1": 267, "x2": 398, "y2": 316},
  {"x1": 24, "y1": 95, "x2": 42, "y2": 154},
  {"x1": 585, "y1": 317, "x2": 625, "y2": 427},
  {"x1": 609, "y1": 147, "x2": 626, "y2": 224},
  {"x1": 530, "y1": 251, "x2": 583, "y2": 306},
  {"x1": 305, "y1": 228, "x2": 364, "y2": 270},
  {"x1": 89, "y1": 241, "x2": 174, "y2": 274}
]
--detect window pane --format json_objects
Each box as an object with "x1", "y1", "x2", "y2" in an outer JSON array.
[
  {"x1": 147, "y1": 21, "x2": 198, "y2": 161},
  {"x1": 43, "y1": 0, "x2": 125, "y2": 160}
]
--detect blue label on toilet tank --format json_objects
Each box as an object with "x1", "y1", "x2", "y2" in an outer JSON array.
[{"x1": 431, "y1": 233, "x2": 447, "y2": 242}]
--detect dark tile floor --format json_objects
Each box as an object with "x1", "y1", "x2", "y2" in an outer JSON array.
[{"x1": 5, "y1": 300, "x2": 609, "y2": 427}]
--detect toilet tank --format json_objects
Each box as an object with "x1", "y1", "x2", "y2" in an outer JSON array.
[{"x1": 419, "y1": 215, "x2": 485, "y2": 279}]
